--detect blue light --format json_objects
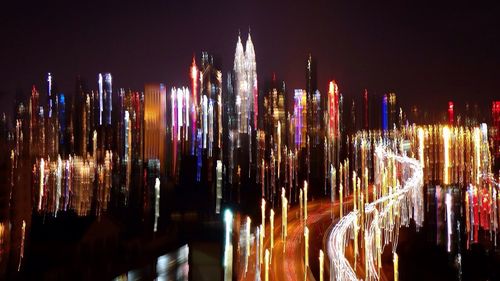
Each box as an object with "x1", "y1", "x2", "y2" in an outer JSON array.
[
  {"x1": 382, "y1": 94, "x2": 388, "y2": 131},
  {"x1": 59, "y1": 93, "x2": 65, "y2": 105},
  {"x1": 196, "y1": 128, "x2": 202, "y2": 182}
]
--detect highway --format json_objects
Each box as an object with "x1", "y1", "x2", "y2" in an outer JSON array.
[{"x1": 238, "y1": 196, "x2": 354, "y2": 281}]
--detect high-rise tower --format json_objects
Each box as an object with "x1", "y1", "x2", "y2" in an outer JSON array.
[
  {"x1": 144, "y1": 83, "x2": 167, "y2": 175},
  {"x1": 233, "y1": 31, "x2": 258, "y2": 134},
  {"x1": 245, "y1": 33, "x2": 258, "y2": 130}
]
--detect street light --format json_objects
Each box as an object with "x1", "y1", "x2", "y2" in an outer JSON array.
[
  {"x1": 393, "y1": 252, "x2": 399, "y2": 281},
  {"x1": 304, "y1": 226, "x2": 309, "y2": 267},
  {"x1": 319, "y1": 249, "x2": 324, "y2": 281},
  {"x1": 304, "y1": 180, "x2": 308, "y2": 223},
  {"x1": 261, "y1": 198, "x2": 266, "y2": 238},
  {"x1": 223, "y1": 209, "x2": 233, "y2": 281},
  {"x1": 265, "y1": 249, "x2": 270, "y2": 281},
  {"x1": 299, "y1": 188, "x2": 303, "y2": 222},
  {"x1": 340, "y1": 183, "x2": 343, "y2": 218},
  {"x1": 245, "y1": 216, "x2": 251, "y2": 276},
  {"x1": 443, "y1": 126, "x2": 450, "y2": 185},
  {"x1": 282, "y1": 189, "x2": 288, "y2": 253},
  {"x1": 270, "y1": 209, "x2": 275, "y2": 252}
]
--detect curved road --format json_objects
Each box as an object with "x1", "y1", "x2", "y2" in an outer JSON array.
[{"x1": 238, "y1": 196, "x2": 354, "y2": 281}]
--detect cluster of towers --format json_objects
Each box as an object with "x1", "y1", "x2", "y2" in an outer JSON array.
[{"x1": 233, "y1": 32, "x2": 258, "y2": 135}]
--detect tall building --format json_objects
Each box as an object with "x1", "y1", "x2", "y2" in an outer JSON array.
[
  {"x1": 58, "y1": 92, "x2": 66, "y2": 155},
  {"x1": 448, "y1": 101, "x2": 454, "y2": 126},
  {"x1": 73, "y1": 76, "x2": 88, "y2": 157},
  {"x1": 294, "y1": 89, "x2": 307, "y2": 148},
  {"x1": 388, "y1": 92, "x2": 397, "y2": 129},
  {"x1": 29, "y1": 86, "x2": 45, "y2": 159},
  {"x1": 306, "y1": 54, "x2": 320, "y2": 146},
  {"x1": 306, "y1": 54, "x2": 317, "y2": 102},
  {"x1": 200, "y1": 52, "x2": 223, "y2": 157},
  {"x1": 492, "y1": 101, "x2": 500, "y2": 158},
  {"x1": 45, "y1": 73, "x2": 59, "y2": 158},
  {"x1": 233, "y1": 31, "x2": 258, "y2": 134},
  {"x1": 144, "y1": 83, "x2": 167, "y2": 175},
  {"x1": 263, "y1": 75, "x2": 287, "y2": 179},
  {"x1": 327, "y1": 81, "x2": 340, "y2": 167},
  {"x1": 97, "y1": 73, "x2": 113, "y2": 126},
  {"x1": 47, "y1": 73, "x2": 54, "y2": 118},
  {"x1": 382, "y1": 94, "x2": 389, "y2": 131},
  {"x1": 363, "y1": 89, "x2": 369, "y2": 130},
  {"x1": 190, "y1": 56, "x2": 199, "y2": 153}
]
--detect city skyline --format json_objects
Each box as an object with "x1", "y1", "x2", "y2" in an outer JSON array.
[
  {"x1": 1, "y1": 1, "x2": 499, "y2": 280},
  {"x1": 1, "y1": 1, "x2": 499, "y2": 116}
]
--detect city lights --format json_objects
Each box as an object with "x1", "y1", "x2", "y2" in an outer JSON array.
[
  {"x1": 0, "y1": 15, "x2": 498, "y2": 281},
  {"x1": 224, "y1": 209, "x2": 233, "y2": 281}
]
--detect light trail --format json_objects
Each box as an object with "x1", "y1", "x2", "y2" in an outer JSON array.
[{"x1": 327, "y1": 145, "x2": 424, "y2": 281}]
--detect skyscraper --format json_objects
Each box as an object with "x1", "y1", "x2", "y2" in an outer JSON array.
[
  {"x1": 190, "y1": 56, "x2": 199, "y2": 153},
  {"x1": 327, "y1": 81, "x2": 340, "y2": 167},
  {"x1": 382, "y1": 94, "x2": 389, "y2": 131},
  {"x1": 144, "y1": 83, "x2": 167, "y2": 175},
  {"x1": 233, "y1": 31, "x2": 258, "y2": 134},
  {"x1": 388, "y1": 92, "x2": 397, "y2": 129},
  {"x1": 448, "y1": 101, "x2": 454, "y2": 126},
  {"x1": 29, "y1": 86, "x2": 44, "y2": 159},
  {"x1": 45, "y1": 73, "x2": 59, "y2": 158},
  {"x1": 97, "y1": 73, "x2": 113, "y2": 126},
  {"x1": 492, "y1": 101, "x2": 500, "y2": 158},
  {"x1": 294, "y1": 89, "x2": 307, "y2": 148},
  {"x1": 306, "y1": 54, "x2": 319, "y2": 146}
]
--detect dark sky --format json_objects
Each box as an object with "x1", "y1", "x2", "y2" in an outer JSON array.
[{"x1": 0, "y1": 0, "x2": 499, "y2": 116}]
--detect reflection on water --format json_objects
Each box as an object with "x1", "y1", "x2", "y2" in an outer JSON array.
[{"x1": 113, "y1": 244, "x2": 189, "y2": 281}]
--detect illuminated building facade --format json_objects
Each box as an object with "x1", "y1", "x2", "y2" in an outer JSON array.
[
  {"x1": 306, "y1": 54, "x2": 321, "y2": 147},
  {"x1": 492, "y1": 101, "x2": 500, "y2": 158},
  {"x1": 233, "y1": 32, "x2": 258, "y2": 135},
  {"x1": 57, "y1": 93, "x2": 66, "y2": 155},
  {"x1": 263, "y1": 76, "x2": 286, "y2": 149},
  {"x1": 126, "y1": 90, "x2": 144, "y2": 153},
  {"x1": 262, "y1": 76, "x2": 287, "y2": 196},
  {"x1": 144, "y1": 83, "x2": 167, "y2": 176},
  {"x1": 388, "y1": 92, "x2": 397, "y2": 129},
  {"x1": 29, "y1": 86, "x2": 44, "y2": 159},
  {"x1": 190, "y1": 57, "x2": 199, "y2": 154},
  {"x1": 97, "y1": 73, "x2": 113, "y2": 126},
  {"x1": 45, "y1": 73, "x2": 59, "y2": 159},
  {"x1": 448, "y1": 101, "x2": 454, "y2": 126},
  {"x1": 200, "y1": 52, "x2": 223, "y2": 157},
  {"x1": 294, "y1": 89, "x2": 307, "y2": 149},
  {"x1": 326, "y1": 81, "x2": 340, "y2": 170},
  {"x1": 382, "y1": 94, "x2": 389, "y2": 131}
]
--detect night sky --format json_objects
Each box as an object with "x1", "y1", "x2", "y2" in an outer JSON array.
[{"x1": 0, "y1": 0, "x2": 499, "y2": 116}]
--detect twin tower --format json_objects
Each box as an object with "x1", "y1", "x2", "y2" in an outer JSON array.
[{"x1": 233, "y1": 32, "x2": 258, "y2": 134}]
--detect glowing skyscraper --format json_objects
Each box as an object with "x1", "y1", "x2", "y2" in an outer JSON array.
[
  {"x1": 448, "y1": 101, "x2": 454, "y2": 126},
  {"x1": 46, "y1": 73, "x2": 58, "y2": 158},
  {"x1": 382, "y1": 94, "x2": 388, "y2": 131},
  {"x1": 233, "y1": 31, "x2": 258, "y2": 134},
  {"x1": 97, "y1": 73, "x2": 113, "y2": 126},
  {"x1": 144, "y1": 83, "x2": 167, "y2": 175},
  {"x1": 190, "y1": 56, "x2": 199, "y2": 153},
  {"x1": 294, "y1": 89, "x2": 307, "y2": 148},
  {"x1": 103, "y1": 73, "x2": 113, "y2": 125},
  {"x1": 245, "y1": 33, "x2": 258, "y2": 130}
]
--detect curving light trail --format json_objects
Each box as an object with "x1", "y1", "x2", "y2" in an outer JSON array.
[{"x1": 327, "y1": 145, "x2": 424, "y2": 281}]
